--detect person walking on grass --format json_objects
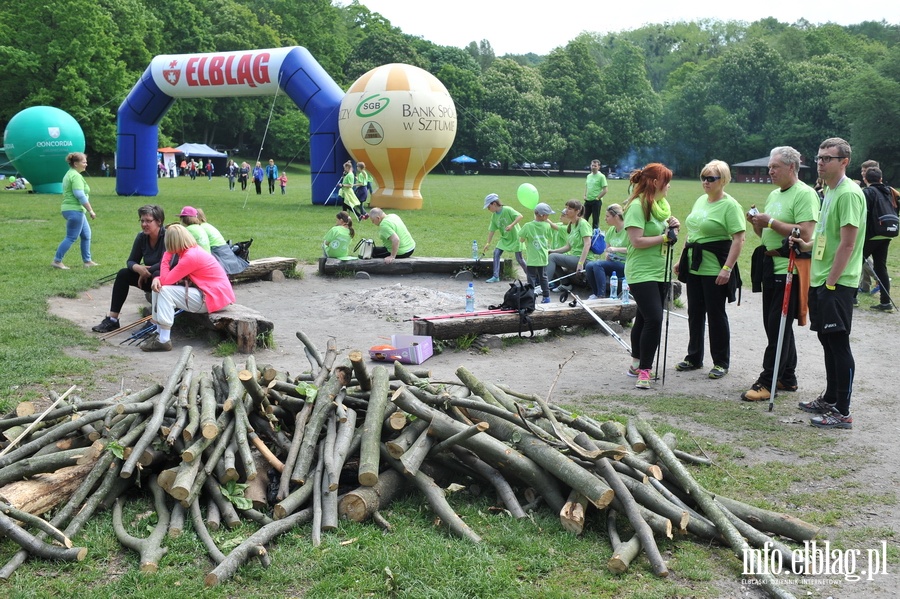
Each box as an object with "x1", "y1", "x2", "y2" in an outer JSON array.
[
  {"x1": 519, "y1": 203, "x2": 556, "y2": 305},
  {"x1": 482, "y1": 193, "x2": 527, "y2": 283},
  {"x1": 53, "y1": 152, "x2": 98, "y2": 270},
  {"x1": 792, "y1": 137, "x2": 865, "y2": 429},
  {"x1": 265, "y1": 159, "x2": 278, "y2": 194},
  {"x1": 741, "y1": 146, "x2": 819, "y2": 402},
  {"x1": 623, "y1": 164, "x2": 680, "y2": 390},
  {"x1": 673, "y1": 160, "x2": 746, "y2": 381}
]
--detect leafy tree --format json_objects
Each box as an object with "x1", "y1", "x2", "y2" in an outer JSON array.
[{"x1": 465, "y1": 40, "x2": 495, "y2": 72}]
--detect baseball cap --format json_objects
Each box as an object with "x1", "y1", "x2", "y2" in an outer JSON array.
[
  {"x1": 483, "y1": 193, "x2": 499, "y2": 209},
  {"x1": 534, "y1": 203, "x2": 555, "y2": 215},
  {"x1": 179, "y1": 206, "x2": 198, "y2": 217}
]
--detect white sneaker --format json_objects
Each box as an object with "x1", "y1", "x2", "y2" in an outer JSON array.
[{"x1": 587, "y1": 294, "x2": 599, "y2": 300}]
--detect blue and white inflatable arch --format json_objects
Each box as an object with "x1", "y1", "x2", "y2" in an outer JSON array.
[{"x1": 116, "y1": 46, "x2": 349, "y2": 204}]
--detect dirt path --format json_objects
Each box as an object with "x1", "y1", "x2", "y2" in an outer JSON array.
[{"x1": 49, "y1": 265, "x2": 900, "y2": 597}]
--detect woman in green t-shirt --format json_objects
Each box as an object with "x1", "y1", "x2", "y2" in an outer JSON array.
[
  {"x1": 53, "y1": 152, "x2": 98, "y2": 269},
  {"x1": 323, "y1": 211, "x2": 356, "y2": 258},
  {"x1": 547, "y1": 199, "x2": 593, "y2": 288},
  {"x1": 623, "y1": 163, "x2": 680, "y2": 389},
  {"x1": 673, "y1": 160, "x2": 746, "y2": 380},
  {"x1": 585, "y1": 203, "x2": 629, "y2": 299}
]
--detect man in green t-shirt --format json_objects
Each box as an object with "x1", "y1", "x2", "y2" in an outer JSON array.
[
  {"x1": 583, "y1": 159, "x2": 608, "y2": 230},
  {"x1": 793, "y1": 138, "x2": 865, "y2": 429},
  {"x1": 742, "y1": 146, "x2": 820, "y2": 403},
  {"x1": 368, "y1": 208, "x2": 416, "y2": 263}
]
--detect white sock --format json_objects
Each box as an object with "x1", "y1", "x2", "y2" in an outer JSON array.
[{"x1": 158, "y1": 328, "x2": 171, "y2": 343}]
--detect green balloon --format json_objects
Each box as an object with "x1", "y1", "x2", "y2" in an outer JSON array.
[
  {"x1": 3, "y1": 106, "x2": 85, "y2": 194},
  {"x1": 517, "y1": 183, "x2": 539, "y2": 210}
]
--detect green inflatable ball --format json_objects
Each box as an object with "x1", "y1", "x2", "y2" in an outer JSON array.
[
  {"x1": 3, "y1": 106, "x2": 85, "y2": 194},
  {"x1": 517, "y1": 183, "x2": 539, "y2": 210}
]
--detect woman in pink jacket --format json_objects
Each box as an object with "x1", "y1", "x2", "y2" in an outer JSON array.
[{"x1": 142, "y1": 224, "x2": 235, "y2": 352}]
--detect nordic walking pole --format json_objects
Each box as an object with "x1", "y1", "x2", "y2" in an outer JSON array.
[
  {"x1": 769, "y1": 228, "x2": 800, "y2": 412},
  {"x1": 660, "y1": 233, "x2": 677, "y2": 386},
  {"x1": 568, "y1": 293, "x2": 631, "y2": 352},
  {"x1": 862, "y1": 260, "x2": 898, "y2": 311}
]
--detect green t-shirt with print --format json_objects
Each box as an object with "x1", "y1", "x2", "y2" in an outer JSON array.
[
  {"x1": 761, "y1": 181, "x2": 820, "y2": 275},
  {"x1": 810, "y1": 178, "x2": 866, "y2": 287},
  {"x1": 323, "y1": 225, "x2": 353, "y2": 258},
  {"x1": 489, "y1": 205, "x2": 524, "y2": 252},
  {"x1": 604, "y1": 226, "x2": 629, "y2": 262},
  {"x1": 564, "y1": 218, "x2": 592, "y2": 257},
  {"x1": 378, "y1": 214, "x2": 416, "y2": 255},
  {"x1": 61, "y1": 169, "x2": 90, "y2": 213},
  {"x1": 683, "y1": 193, "x2": 746, "y2": 276},
  {"x1": 585, "y1": 172, "x2": 607, "y2": 202},
  {"x1": 623, "y1": 199, "x2": 668, "y2": 284},
  {"x1": 520, "y1": 220, "x2": 552, "y2": 267}
]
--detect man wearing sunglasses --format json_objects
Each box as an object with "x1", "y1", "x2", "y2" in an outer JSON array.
[{"x1": 792, "y1": 138, "x2": 865, "y2": 429}]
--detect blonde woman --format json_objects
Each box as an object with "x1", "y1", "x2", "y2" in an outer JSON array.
[
  {"x1": 53, "y1": 152, "x2": 98, "y2": 269},
  {"x1": 674, "y1": 160, "x2": 745, "y2": 380},
  {"x1": 585, "y1": 203, "x2": 629, "y2": 299},
  {"x1": 143, "y1": 224, "x2": 235, "y2": 352}
]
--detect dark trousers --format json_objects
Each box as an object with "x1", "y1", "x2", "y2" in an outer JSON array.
[
  {"x1": 684, "y1": 272, "x2": 731, "y2": 369},
  {"x1": 268, "y1": 177, "x2": 276, "y2": 194},
  {"x1": 862, "y1": 238, "x2": 891, "y2": 305},
  {"x1": 630, "y1": 281, "x2": 667, "y2": 370},
  {"x1": 111, "y1": 268, "x2": 152, "y2": 314},
  {"x1": 758, "y1": 274, "x2": 799, "y2": 387},
  {"x1": 526, "y1": 266, "x2": 549, "y2": 298},
  {"x1": 254, "y1": 180, "x2": 262, "y2": 195},
  {"x1": 372, "y1": 247, "x2": 414, "y2": 259},
  {"x1": 584, "y1": 200, "x2": 602, "y2": 230},
  {"x1": 809, "y1": 285, "x2": 855, "y2": 415}
]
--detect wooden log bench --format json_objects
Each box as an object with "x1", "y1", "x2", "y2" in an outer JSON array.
[
  {"x1": 230, "y1": 257, "x2": 298, "y2": 283},
  {"x1": 318, "y1": 256, "x2": 508, "y2": 277},
  {"x1": 412, "y1": 298, "x2": 637, "y2": 340},
  {"x1": 185, "y1": 303, "x2": 274, "y2": 354}
]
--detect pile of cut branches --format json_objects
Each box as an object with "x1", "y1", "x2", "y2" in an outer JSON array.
[{"x1": 0, "y1": 334, "x2": 815, "y2": 599}]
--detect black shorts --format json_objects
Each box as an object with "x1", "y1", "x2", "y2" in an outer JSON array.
[{"x1": 808, "y1": 284, "x2": 854, "y2": 334}]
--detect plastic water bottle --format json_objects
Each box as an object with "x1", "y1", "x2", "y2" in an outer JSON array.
[
  {"x1": 465, "y1": 282, "x2": 475, "y2": 313},
  {"x1": 621, "y1": 277, "x2": 630, "y2": 304},
  {"x1": 472, "y1": 240, "x2": 479, "y2": 260},
  {"x1": 609, "y1": 272, "x2": 619, "y2": 300}
]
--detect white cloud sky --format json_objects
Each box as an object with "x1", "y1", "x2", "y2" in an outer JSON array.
[{"x1": 352, "y1": 0, "x2": 900, "y2": 56}]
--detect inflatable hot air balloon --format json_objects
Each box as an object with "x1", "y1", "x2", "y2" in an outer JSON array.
[{"x1": 4, "y1": 106, "x2": 85, "y2": 194}]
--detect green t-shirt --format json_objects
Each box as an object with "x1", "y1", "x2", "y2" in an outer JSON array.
[
  {"x1": 61, "y1": 168, "x2": 90, "y2": 213},
  {"x1": 604, "y1": 226, "x2": 629, "y2": 262},
  {"x1": 340, "y1": 171, "x2": 358, "y2": 207},
  {"x1": 585, "y1": 172, "x2": 607, "y2": 202},
  {"x1": 356, "y1": 170, "x2": 373, "y2": 187},
  {"x1": 811, "y1": 178, "x2": 866, "y2": 287},
  {"x1": 623, "y1": 199, "x2": 668, "y2": 284},
  {"x1": 761, "y1": 181, "x2": 820, "y2": 275},
  {"x1": 323, "y1": 225, "x2": 353, "y2": 258},
  {"x1": 378, "y1": 214, "x2": 415, "y2": 255},
  {"x1": 186, "y1": 224, "x2": 211, "y2": 253},
  {"x1": 684, "y1": 193, "x2": 746, "y2": 276},
  {"x1": 489, "y1": 205, "x2": 524, "y2": 252},
  {"x1": 520, "y1": 220, "x2": 553, "y2": 267},
  {"x1": 564, "y1": 219, "x2": 592, "y2": 257},
  {"x1": 200, "y1": 222, "x2": 227, "y2": 248}
]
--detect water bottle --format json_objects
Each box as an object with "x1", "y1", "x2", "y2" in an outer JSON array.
[
  {"x1": 472, "y1": 240, "x2": 479, "y2": 260},
  {"x1": 465, "y1": 282, "x2": 475, "y2": 313},
  {"x1": 609, "y1": 272, "x2": 619, "y2": 300},
  {"x1": 621, "y1": 277, "x2": 630, "y2": 304}
]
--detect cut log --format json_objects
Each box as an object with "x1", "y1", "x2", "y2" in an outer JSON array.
[
  {"x1": 186, "y1": 304, "x2": 274, "y2": 354},
  {"x1": 340, "y1": 467, "x2": 407, "y2": 523},
  {"x1": 0, "y1": 461, "x2": 95, "y2": 515},
  {"x1": 413, "y1": 300, "x2": 637, "y2": 340},
  {"x1": 318, "y1": 256, "x2": 504, "y2": 277},
  {"x1": 560, "y1": 490, "x2": 589, "y2": 535},
  {"x1": 229, "y1": 257, "x2": 298, "y2": 283}
]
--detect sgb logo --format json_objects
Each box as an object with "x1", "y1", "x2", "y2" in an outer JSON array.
[{"x1": 356, "y1": 94, "x2": 390, "y2": 118}]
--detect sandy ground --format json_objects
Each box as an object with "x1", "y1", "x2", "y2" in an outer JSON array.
[{"x1": 49, "y1": 264, "x2": 900, "y2": 598}]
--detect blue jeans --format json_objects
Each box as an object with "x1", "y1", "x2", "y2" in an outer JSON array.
[
  {"x1": 585, "y1": 259, "x2": 625, "y2": 297},
  {"x1": 55, "y1": 210, "x2": 92, "y2": 263}
]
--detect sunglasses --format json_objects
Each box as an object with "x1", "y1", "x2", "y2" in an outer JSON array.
[
  {"x1": 701, "y1": 176, "x2": 721, "y2": 183},
  {"x1": 815, "y1": 155, "x2": 846, "y2": 163}
]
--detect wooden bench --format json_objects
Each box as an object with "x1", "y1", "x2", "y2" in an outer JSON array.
[
  {"x1": 412, "y1": 299, "x2": 637, "y2": 340},
  {"x1": 230, "y1": 257, "x2": 298, "y2": 283},
  {"x1": 318, "y1": 256, "x2": 508, "y2": 277},
  {"x1": 186, "y1": 303, "x2": 274, "y2": 354}
]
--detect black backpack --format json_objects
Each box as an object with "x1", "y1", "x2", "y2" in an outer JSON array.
[
  {"x1": 865, "y1": 184, "x2": 899, "y2": 239},
  {"x1": 490, "y1": 280, "x2": 536, "y2": 337}
]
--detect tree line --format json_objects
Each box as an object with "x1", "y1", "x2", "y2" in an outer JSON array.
[{"x1": 1, "y1": 1, "x2": 897, "y2": 178}]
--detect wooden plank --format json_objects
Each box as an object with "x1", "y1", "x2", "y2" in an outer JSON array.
[
  {"x1": 412, "y1": 299, "x2": 637, "y2": 340},
  {"x1": 318, "y1": 256, "x2": 506, "y2": 277}
]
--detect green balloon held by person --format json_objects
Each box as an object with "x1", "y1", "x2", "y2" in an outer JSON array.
[
  {"x1": 3, "y1": 106, "x2": 86, "y2": 194},
  {"x1": 517, "y1": 182, "x2": 540, "y2": 210}
]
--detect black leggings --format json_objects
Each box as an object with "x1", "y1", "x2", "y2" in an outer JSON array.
[
  {"x1": 629, "y1": 280, "x2": 667, "y2": 370},
  {"x1": 110, "y1": 267, "x2": 152, "y2": 314},
  {"x1": 372, "y1": 247, "x2": 414, "y2": 259}
]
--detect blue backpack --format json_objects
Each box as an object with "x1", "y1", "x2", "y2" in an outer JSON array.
[{"x1": 591, "y1": 229, "x2": 607, "y2": 255}]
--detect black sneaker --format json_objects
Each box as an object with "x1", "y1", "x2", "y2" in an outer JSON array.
[
  {"x1": 92, "y1": 316, "x2": 120, "y2": 333},
  {"x1": 870, "y1": 303, "x2": 893, "y2": 311}
]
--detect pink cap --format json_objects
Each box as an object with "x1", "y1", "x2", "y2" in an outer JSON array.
[{"x1": 179, "y1": 206, "x2": 198, "y2": 217}]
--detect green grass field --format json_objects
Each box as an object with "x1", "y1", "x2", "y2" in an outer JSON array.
[{"x1": 0, "y1": 167, "x2": 896, "y2": 598}]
